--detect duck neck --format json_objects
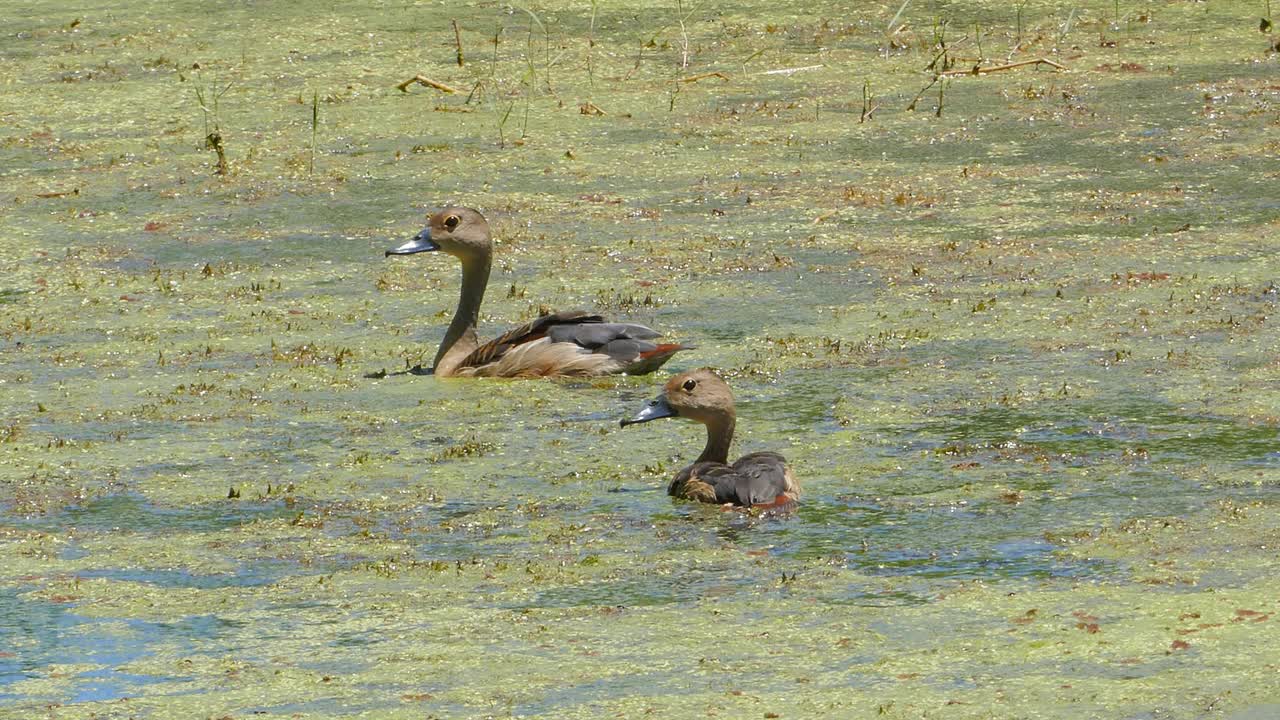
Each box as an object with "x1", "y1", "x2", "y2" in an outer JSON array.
[
  {"x1": 697, "y1": 414, "x2": 735, "y2": 464},
  {"x1": 435, "y1": 254, "x2": 490, "y2": 372}
]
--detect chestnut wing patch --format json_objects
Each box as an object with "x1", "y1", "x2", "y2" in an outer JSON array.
[{"x1": 678, "y1": 478, "x2": 719, "y2": 504}]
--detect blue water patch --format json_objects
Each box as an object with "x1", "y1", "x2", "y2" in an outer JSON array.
[
  {"x1": 11, "y1": 492, "x2": 296, "y2": 535},
  {"x1": 522, "y1": 568, "x2": 758, "y2": 609},
  {"x1": 73, "y1": 566, "x2": 278, "y2": 590},
  {"x1": 911, "y1": 399, "x2": 1280, "y2": 464},
  {"x1": 0, "y1": 588, "x2": 232, "y2": 702},
  {"x1": 69, "y1": 667, "x2": 187, "y2": 704}
]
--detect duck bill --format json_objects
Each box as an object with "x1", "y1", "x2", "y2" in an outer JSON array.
[
  {"x1": 386, "y1": 227, "x2": 440, "y2": 256},
  {"x1": 620, "y1": 396, "x2": 678, "y2": 427}
]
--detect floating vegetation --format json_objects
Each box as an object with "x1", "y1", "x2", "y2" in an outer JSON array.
[
  {"x1": 1, "y1": 0, "x2": 1278, "y2": 717},
  {"x1": 429, "y1": 437, "x2": 498, "y2": 463}
]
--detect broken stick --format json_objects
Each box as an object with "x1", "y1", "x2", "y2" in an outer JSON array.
[
  {"x1": 939, "y1": 57, "x2": 1067, "y2": 77},
  {"x1": 397, "y1": 75, "x2": 461, "y2": 94},
  {"x1": 678, "y1": 71, "x2": 730, "y2": 83}
]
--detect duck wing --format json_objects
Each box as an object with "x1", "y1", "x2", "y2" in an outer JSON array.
[
  {"x1": 728, "y1": 452, "x2": 797, "y2": 508},
  {"x1": 671, "y1": 453, "x2": 797, "y2": 509},
  {"x1": 547, "y1": 321, "x2": 685, "y2": 372},
  {"x1": 459, "y1": 311, "x2": 684, "y2": 374},
  {"x1": 456, "y1": 311, "x2": 602, "y2": 370}
]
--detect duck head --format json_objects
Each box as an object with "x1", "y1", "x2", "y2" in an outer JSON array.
[
  {"x1": 386, "y1": 206, "x2": 492, "y2": 262},
  {"x1": 621, "y1": 369, "x2": 735, "y2": 428}
]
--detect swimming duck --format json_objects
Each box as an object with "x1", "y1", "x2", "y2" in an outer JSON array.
[
  {"x1": 621, "y1": 369, "x2": 799, "y2": 511},
  {"x1": 386, "y1": 207, "x2": 687, "y2": 378}
]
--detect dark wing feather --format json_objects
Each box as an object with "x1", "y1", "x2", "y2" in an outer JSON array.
[
  {"x1": 460, "y1": 312, "x2": 680, "y2": 372},
  {"x1": 669, "y1": 462, "x2": 735, "y2": 502},
  {"x1": 728, "y1": 452, "x2": 792, "y2": 505},
  {"x1": 548, "y1": 322, "x2": 681, "y2": 370},
  {"x1": 698, "y1": 465, "x2": 754, "y2": 504},
  {"x1": 457, "y1": 311, "x2": 603, "y2": 369},
  {"x1": 547, "y1": 322, "x2": 659, "y2": 347},
  {"x1": 670, "y1": 454, "x2": 796, "y2": 509}
]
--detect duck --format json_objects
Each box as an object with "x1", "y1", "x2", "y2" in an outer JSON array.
[
  {"x1": 385, "y1": 207, "x2": 688, "y2": 378},
  {"x1": 621, "y1": 369, "x2": 799, "y2": 511}
]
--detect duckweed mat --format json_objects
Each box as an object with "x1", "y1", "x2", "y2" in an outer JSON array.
[{"x1": 2, "y1": 1, "x2": 1279, "y2": 717}]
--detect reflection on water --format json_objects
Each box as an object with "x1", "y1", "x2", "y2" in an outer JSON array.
[
  {"x1": 12, "y1": 493, "x2": 295, "y2": 535},
  {"x1": 0, "y1": 590, "x2": 223, "y2": 701}
]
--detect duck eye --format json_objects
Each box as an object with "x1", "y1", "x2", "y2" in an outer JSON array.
[
  {"x1": 444, "y1": 215, "x2": 460, "y2": 230},
  {"x1": 682, "y1": 379, "x2": 697, "y2": 392}
]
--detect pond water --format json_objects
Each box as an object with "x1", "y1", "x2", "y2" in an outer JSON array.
[{"x1": 2, "y1": 0, "x2": 1279, "y2": 717}]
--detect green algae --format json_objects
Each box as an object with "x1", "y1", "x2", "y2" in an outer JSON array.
[{"x1": 2, "y1": 0, "x2": 1280, "y2": 717}]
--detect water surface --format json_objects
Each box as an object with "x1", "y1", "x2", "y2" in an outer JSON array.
[{"x1": 2, "y1": 0, "x2": 1279, "y2": 717}]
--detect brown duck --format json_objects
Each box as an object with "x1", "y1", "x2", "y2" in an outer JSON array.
[
  {"x1": 386, "y1": 207, "x2": 688, "y2": 378},
  {"x1": 622, "y1": 369, "x2": 800, "y2": 511}
]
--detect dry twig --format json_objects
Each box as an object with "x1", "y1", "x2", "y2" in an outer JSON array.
[
  {"x1": 939, "y1": 57, "x2": 1067, "y2": 76},
  {"x1": 679, "y1": 71, "x2": 729, "y2": 83},
  {"x1": 909, "y1": 57, "x2": 1067, "y2": 111},
  {"x1": 755, "y1": 64, "x2": 824, "y2": 76},
  {"x1": 397, "y1": 75, "x2": 461, "y2": 94}
]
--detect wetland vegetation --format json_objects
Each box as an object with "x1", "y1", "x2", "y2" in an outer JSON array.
[{"x1": 2, "y1": 0, "x2": 1279, "y2": 717}]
